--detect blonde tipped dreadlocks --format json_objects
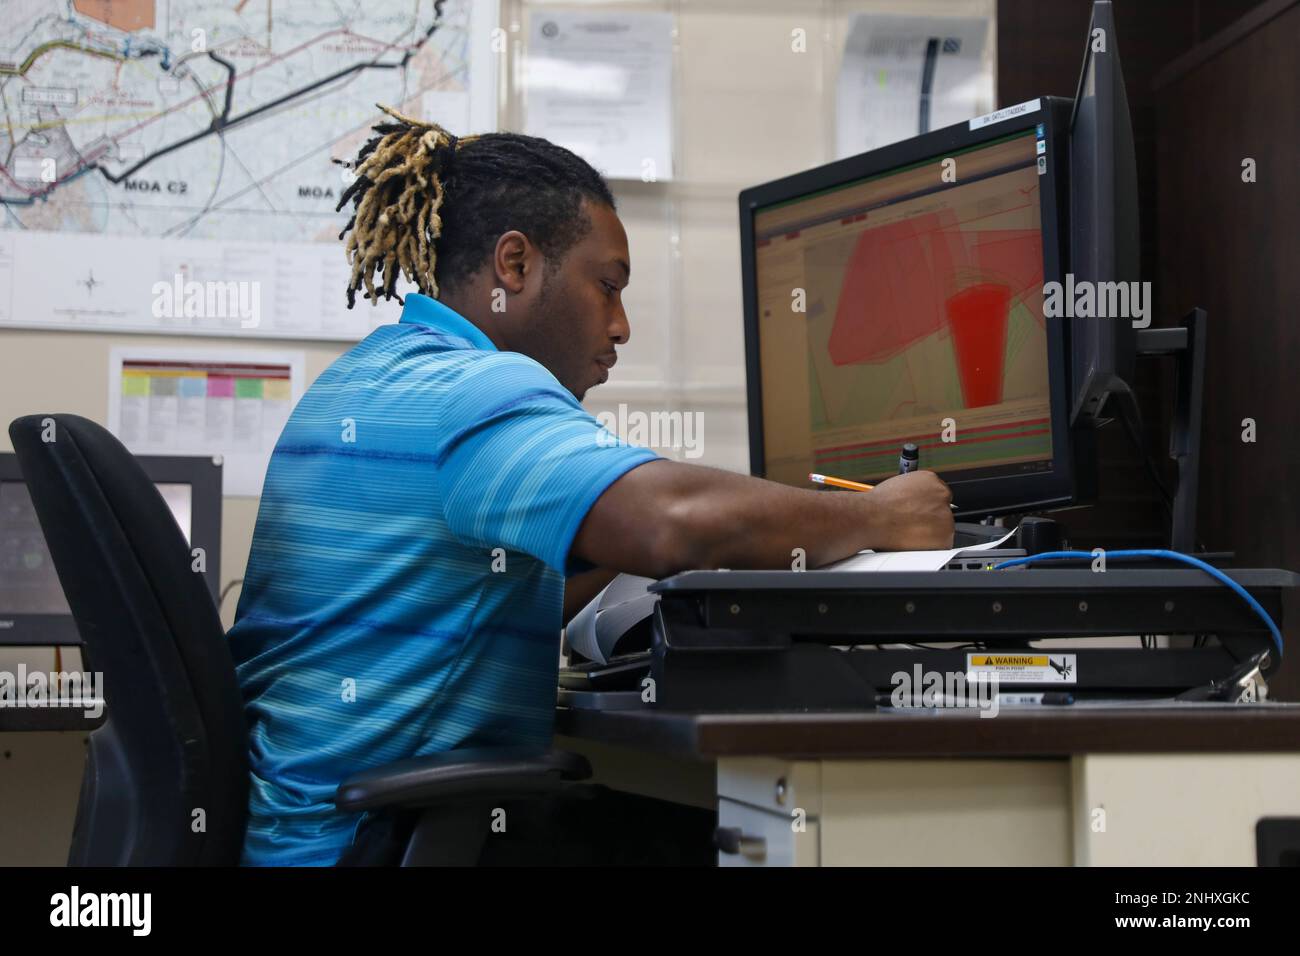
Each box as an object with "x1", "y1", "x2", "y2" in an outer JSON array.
[
  {"x1": 335, "y1": 104, "x2": 478, "y2": 307},
  {"x1": 335, "y1": 104, "x2": 617, "y2": 310}
]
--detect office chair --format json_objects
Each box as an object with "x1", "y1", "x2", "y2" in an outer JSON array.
[{"x1": 8, "y1": 414, "x2": 591, "y2": 866}]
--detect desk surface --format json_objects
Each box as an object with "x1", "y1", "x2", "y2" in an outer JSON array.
[
  {"x1": 556, "y1": 703, "x2": 1300, "y2": 760},
  {"x1": 0, "y1": 702, "x2": 105, "y2": 733}
]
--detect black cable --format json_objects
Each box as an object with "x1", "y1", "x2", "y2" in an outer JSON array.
[
  {"x1": 219, "y1": 578, "x2": 243, "y2": 613},
  {"x1": 1115, "y1": 391, "x2": 1174, "y2": 515}
]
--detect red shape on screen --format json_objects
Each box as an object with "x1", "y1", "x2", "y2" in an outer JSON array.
[{"x1": 826, "y1": 206, "x2": 1043, "y2": 408}]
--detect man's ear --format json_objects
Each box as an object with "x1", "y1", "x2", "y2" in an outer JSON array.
[{"x1": 493, "y1": 230, "x2": 531, "y2": 294}]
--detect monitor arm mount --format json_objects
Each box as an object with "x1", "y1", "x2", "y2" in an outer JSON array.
[{"x1": 1126, "y1": 306, "x2": 1207, "y2": 553}]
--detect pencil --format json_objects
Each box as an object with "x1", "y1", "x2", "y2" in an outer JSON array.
[
  {"x1": 809, "y1": 471, "x2": 959, "y2": 510},
  {"x1": 808, "y1": 472, "x2": 875, "y2": 492}
]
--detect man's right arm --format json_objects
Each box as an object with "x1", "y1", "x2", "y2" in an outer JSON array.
[{"x1": 571, "y1": 460, "x2": 954, "y2": 579}]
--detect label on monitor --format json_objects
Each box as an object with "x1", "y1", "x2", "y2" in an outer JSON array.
[
  {"x1": 969, "y1": 98, "x2": 1041, "y2": 131},
  {"x1": 967, "y1": 653, "x2": 1077, "y2": 684}
]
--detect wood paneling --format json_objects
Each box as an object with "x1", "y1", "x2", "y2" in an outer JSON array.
[
  {"x1": 1154, "y1": 0, "x2": 1300, "y2": 697},
  {"x1": 997, "y1": 0, "x2": 1297, "y2": 696}
]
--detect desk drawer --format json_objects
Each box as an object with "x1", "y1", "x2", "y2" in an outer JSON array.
[
  {"x1": 717, "y1": 798, "x2": 819, "y2": 867},
  {"x1": 717, "y1": 758, "x2": 821, "y2": 815}
]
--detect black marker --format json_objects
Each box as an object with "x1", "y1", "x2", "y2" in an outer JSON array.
[
  {"x1": 899, "y1": 443, "x2": 919, "y2": 475},
  {"x1": 900, "y1": 441, "x2": 958, "y2": 510}
]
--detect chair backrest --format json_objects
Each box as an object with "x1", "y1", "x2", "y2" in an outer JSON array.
[{"x1": 8, "y1": 414, "x2": 248, "y2": 865}]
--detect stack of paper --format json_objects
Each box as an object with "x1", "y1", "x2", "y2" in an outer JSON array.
[{"x1": 820, "y1": 529, "x2": 1017, "y2": 572}]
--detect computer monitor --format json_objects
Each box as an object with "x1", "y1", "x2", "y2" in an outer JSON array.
[
  {"x1": 1067, "y1": 0, "x2": 1141, "y2": 426},
  {"x1": 740, "y1": 99, "x2": 1090, "y2": 517},
  {"x1": 0, "y1": 452, "x2": 222, "y2": 645}
]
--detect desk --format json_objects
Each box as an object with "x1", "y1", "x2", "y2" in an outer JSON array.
[
  {"x1": 0, "y1": 647, "x2": 104, "y2": 733},
  {"x1": 556, "y1": 703, "x2": 1300, "y2": 866},
  {"x1": 0, "y1": 703, "x2": 104, "y2": 732}
]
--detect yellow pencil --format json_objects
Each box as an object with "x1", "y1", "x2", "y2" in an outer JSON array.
[
  {"x1": 809, "y1": 471, "x2": 959, "y2": 509},
  {"x1": 808, "y1": 472, "x2": 875, "y2": 492}
]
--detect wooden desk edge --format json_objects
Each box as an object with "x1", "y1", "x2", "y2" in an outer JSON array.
[{"x1": 555, "y1": 704, "x2": 1300, "y2": 760}]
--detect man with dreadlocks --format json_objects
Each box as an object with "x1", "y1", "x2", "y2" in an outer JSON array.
[{"x1": 228, "y1": 106, "x2": 953, "y2": 865}]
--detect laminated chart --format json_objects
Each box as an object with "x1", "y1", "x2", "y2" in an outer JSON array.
[{"x1": 108, "y1": 349, "x2": 303, "y2": 495}]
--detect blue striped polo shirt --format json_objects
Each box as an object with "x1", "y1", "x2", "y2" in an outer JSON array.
[{"x1": 227, "y1": 294, "x2": 658, "y2": 866}]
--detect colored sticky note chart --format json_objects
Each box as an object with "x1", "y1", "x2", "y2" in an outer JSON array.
[{"x1": 110, "y1": 350, "x2": 303, "y2": 497}]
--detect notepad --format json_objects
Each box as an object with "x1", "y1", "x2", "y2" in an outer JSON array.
[{"x1": 819, "y1": 528, "x2": 1017, "y2": 572}]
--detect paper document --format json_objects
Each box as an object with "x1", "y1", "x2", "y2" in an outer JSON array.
[
  {"x1": 524, "y1": 11, "x2": 674, "y2": 181},
  {"x1": 566, "y1": 573, "x2": 657, "y2": 666},
  {"x1": 835, "y1": 13, "x2": 993, "y2": 158},
  {"x1": 820, "y1": 528, "x2": 1016, "y2": 572}
]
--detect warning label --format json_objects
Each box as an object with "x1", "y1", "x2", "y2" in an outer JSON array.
[{"x1": 966, "y1": 653, "x2": 1077, "y2": 684}]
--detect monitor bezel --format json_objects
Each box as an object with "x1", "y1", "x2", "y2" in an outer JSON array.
[
  {"x1": 0, "y1": 452, "x2": 222, "y2": 646},
  {"x1": 738, "y1": 99, "x2": 1080, "y2": 517},
  {"x1": 1067, "y1": 0, "x2": 1140, "y2": 426}
]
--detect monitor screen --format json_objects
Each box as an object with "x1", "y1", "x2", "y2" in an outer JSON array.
[
  {"x1": 0, "y1": 479, "x2": 193, "y2": 616},
  {"x1": 750, "y1": 129, "x2": 1054, "y2": 489}
]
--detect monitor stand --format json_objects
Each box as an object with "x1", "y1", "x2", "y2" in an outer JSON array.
[
  {"x1": 1134, "y1": 307, "x2": 1206, "y2": 553},
  {"x1": 953, "y1": 521, "x2": 1010, "y2": 548},
  {"x1": 1108, "y1": 306, "x2": 1207, "y2": 552}
]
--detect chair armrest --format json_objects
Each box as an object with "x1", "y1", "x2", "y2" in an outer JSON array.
[{"x1": 334, "y1": 747, "x2": 592, "y2": 813}]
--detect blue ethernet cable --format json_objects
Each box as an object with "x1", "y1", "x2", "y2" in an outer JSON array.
[{"x1": 991, "y1": 549, "x2": 1283, "y2": 657}]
